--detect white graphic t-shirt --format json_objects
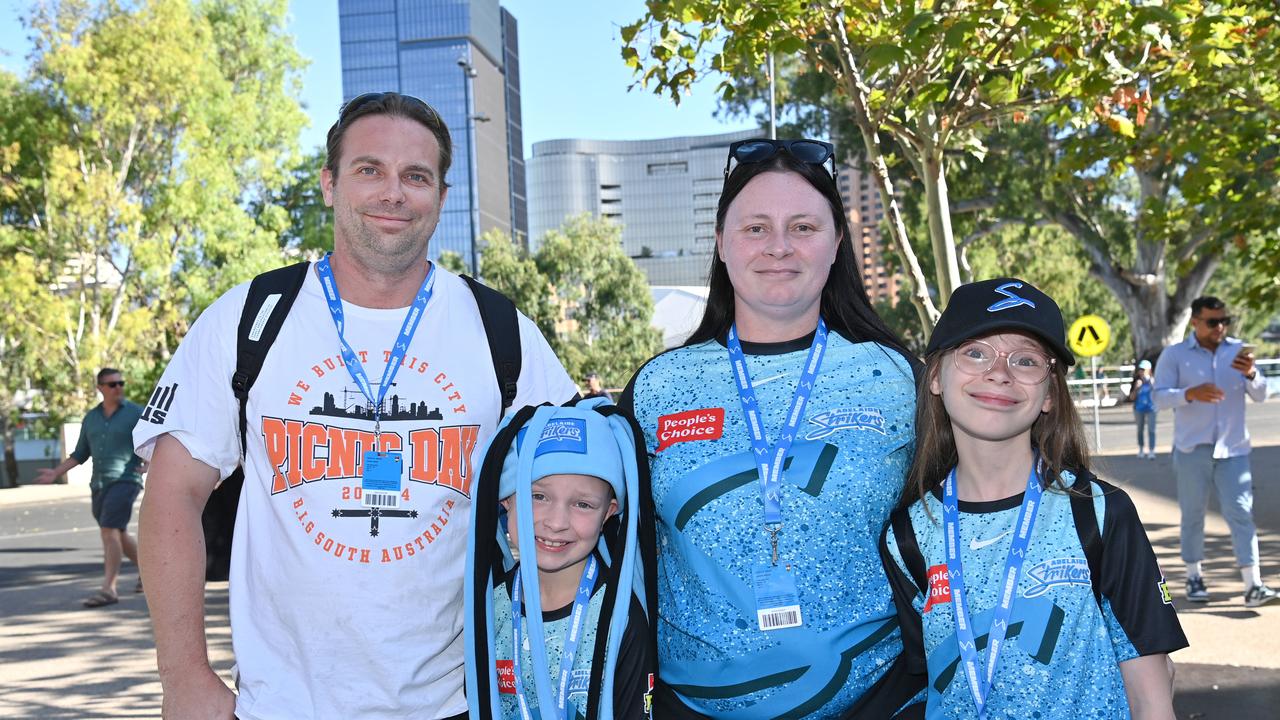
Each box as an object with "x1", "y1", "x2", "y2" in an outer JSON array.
[{"x1": 135, "y1": 266, "x2": 575, "y2": 720}]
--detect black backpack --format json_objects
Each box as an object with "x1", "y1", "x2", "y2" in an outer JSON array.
[{"x1": 202, "y1": 261, "x2": 522, "y2": 581}]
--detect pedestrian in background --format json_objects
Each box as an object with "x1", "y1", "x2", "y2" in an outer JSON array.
[
  {"x1": 583, "y1": 372, "x2": 613, "y2": 401},
  {"x1": 37, "y1": 368, "x2": 146, "y2": 608},
  {"x1": 1154, "y1": 295, "x2": 1276, "y2": 607},
  {"x1": 1129, "y1": 359, "x2": 1158, "y2": 459}
]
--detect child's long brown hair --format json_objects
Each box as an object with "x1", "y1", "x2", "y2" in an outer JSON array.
[{"x1": 899, "y1": 348, "x2": 1092, "y2": 509}]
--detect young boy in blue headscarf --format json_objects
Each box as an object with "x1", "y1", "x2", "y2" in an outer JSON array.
[{"x1": 466, "y1": 399, "x2": 655, "y2": 720}]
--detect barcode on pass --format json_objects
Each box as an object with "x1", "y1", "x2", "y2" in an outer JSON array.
[
  {"x1": 363, "y1": 491, "x2": 399, "y2": 509},
  {"x1": 757, "y1": 605, "x2": 802, "y2": 631}
]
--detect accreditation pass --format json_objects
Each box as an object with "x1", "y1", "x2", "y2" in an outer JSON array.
[{"x1": 753, "y1": 564, "x2": 804, "y2": 631}]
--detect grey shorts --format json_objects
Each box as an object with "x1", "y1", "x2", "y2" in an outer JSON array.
[{"x1": 91, "y1": 482, "x2": 141, "y2": 530}]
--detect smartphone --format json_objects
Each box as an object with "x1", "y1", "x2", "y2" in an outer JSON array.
[{"x1": 1239, "y1": 343, "x2": 1257, "y2": 357}]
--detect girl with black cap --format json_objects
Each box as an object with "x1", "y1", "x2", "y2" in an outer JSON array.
[{"x1": 880, "y1": 278, "x2": 1187, "y2": 719}]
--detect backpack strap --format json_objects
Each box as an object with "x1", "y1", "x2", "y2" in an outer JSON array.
[
  {"x1": 890, "y1": 506, "x2": 929, "y2": 594},
  {"x1": 233, "y1": 261, "x2": 311, "y2": 459},
  {"x1": 1069, "y1": 471, "x2": 1105, "y2": 608},
  {"x1": 462, "y1": 274, "x2": 521, "y2": 412},
  {"x1": 883, "y1": 507, "x2": 929, "y2": 677}
]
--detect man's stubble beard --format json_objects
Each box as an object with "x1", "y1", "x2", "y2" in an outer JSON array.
[{"x1": 335, "y1": 202, "x2": 439, "y2": 277}]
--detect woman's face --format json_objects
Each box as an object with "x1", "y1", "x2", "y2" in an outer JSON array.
[{"x1": 716, "y1": 171, "x2": 840, "y2": 334}]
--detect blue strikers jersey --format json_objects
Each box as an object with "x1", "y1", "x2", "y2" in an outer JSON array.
[
  {"x1": 883, "y1": 473, "x2": 1188, "y2": 719},
  {"x1": 627, "y1": 333, "x2": 917, "y2": 718},
  {"x1": 492, "y1": 566, "x2": 607, "y2": 720}
]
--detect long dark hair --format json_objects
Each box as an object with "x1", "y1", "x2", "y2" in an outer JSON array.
[
  {"x1": 684, "y1": 151, "x2": 917, "y2": 371},
  {"x1": 901, "y1": 349, "x2": 1092, "y2": 509}
]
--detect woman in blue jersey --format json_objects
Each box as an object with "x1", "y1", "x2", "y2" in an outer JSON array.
[
  {"x1": 620, "y1": 139, "x2": 923, "y2": 718},
  {"x1": 879, "y1": 278, "x2": 1186, "y2": 719}
]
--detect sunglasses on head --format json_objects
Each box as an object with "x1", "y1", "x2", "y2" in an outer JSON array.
[
  {"x1": 1200, "y1": 316, "x2": 1232, "y2": 328},
  {"x1": 101, "y1": 380, "x2": 125, "y2": 388},
  {"x1": 339, "y1": 92, "x2": 434, "y2": 123},
  {"x1": 724, "y1": 138, "x2": 837, "y2": 180}
]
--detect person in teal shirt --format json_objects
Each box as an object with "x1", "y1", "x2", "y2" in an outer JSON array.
[{"x1": 38, "y1": 367, "x2": 146, "y2": 607}]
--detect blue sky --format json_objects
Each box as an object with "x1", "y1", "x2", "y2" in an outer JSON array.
[{"x1": 0, "y1": 0, "x2": 755, "y2": 155}]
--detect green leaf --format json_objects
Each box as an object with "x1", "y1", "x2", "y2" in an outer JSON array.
[
  {"x1": 863, "y1": 43, "x2": 908, "y2": 72},
  {"x1": 776, "y1": 36, "x2": 805, "y2": 55},
  {"x1": 904, "y1": 11, "x2": 935, "y2": 38},
  {"x1": 620, "y1": 22, "x2": 640, "y2": 45},
  {"x1": 943, "y1": 20, "x2": 980, "y2": 48}
]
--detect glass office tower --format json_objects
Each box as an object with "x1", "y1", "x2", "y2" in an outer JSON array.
[{"x1": 337, "y1": 0, "x2": 527, "y2": 268}]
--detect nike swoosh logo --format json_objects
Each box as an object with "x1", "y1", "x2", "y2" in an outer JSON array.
[
  {"x1": 752, "y1": 372, "x2": 789, "y2": 386},
  {"x1": 970, "y1": 530, "x2": 1012, "y2": 551}
]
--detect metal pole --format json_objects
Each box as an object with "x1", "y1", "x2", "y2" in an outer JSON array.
[
  {"x1": 768, "y1": 53, "x2": 777, "y2": 140},
  {"x1": 458, "y1": 58, "x2": 479, "y2": 275},
  {"x1": 1091, "y1": 355, "x2": 1102, "y2": 449}
]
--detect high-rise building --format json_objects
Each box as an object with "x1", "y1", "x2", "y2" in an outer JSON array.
[
  {"x1": 337, "y1": 0, "x2": 526, "y2": 269},
  {"x1": 838, "y1": 164, "x2": 901, "y2": 305},
  {"x1": 526, "y1": 129, "x2": 761, "y2": 286}
]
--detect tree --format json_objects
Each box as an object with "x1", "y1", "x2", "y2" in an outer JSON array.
[
  {"x1": 0, "y1": 0, "x2": 307, "y2": 426},
  {"x1": 947, "y1": 0, "x2": 1280, "y2": 360},
  {"x1": 475, "y1": 216, "x2": 663, "y2": 388},
  {"x1": 269, "y1": 146, "x2": 332, "y2": 255},
  {"x1": 623, "y1": 1, "x2": 1196, "y2": 329}
]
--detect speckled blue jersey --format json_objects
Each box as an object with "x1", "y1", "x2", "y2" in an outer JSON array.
[
  {"x1": 883, "y1": 473, "x2": 1188, "y2": 719},
  {"x1": 492, "y1": 566, "x2": 606, "y2": 720},
  {"x1": 627, "y1": 334, "x2": 917, "y2": 718}
]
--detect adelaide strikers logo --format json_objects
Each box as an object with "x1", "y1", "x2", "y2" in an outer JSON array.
[
  {"x1": 1022, "y1": 557, "x2": 1092, "y2": 598},
  {"x1": 803, "y1": 407, "x2": 888, "y2": 440},
  {"x1": 263, "y1": 348, "x2": 481, "y2": 565}
]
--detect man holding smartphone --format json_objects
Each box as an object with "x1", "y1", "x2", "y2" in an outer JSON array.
[{"x1": 1154, "y1": 295, "x2": 1275, "y2": 607}]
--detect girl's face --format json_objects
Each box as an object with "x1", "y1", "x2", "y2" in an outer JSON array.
[
  {"x1": 930, "y1": 331, "x2": 1055, "y2": 446},
  {"x1": 504, "y1": 473, "x2": 618, "y2": 579}
]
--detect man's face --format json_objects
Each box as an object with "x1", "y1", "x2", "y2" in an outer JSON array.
[
  {"x1": 1191, "y1": 306, "x2": 1231, "y2": 349},
  {"x1": 585, "y1": 376, "x2": 602, "y2": 392},
  {"x1": 320, "y1": 114, "x2": 448, "y2": 272},
  {"x1": 97, "y1": 373, "x2": 125, "y2": 401}
]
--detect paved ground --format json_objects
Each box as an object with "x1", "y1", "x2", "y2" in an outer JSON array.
[{"x1": 1, "y1": 400, "x2": 1278, "y2": 718}]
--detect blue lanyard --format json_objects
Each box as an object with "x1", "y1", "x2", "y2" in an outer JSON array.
[
  {"x1": 942, "y1": 461, "x2": 1044, "y2": 718},
  {"x1": 511, "y1": 554, "x2": 598, "y2": 720},
  {"x1": 314, "y1": 253, "x2": 435, "y2": 441},
  {"x1": 727, "y1": 319, "x2": 829, "y2": 561}
]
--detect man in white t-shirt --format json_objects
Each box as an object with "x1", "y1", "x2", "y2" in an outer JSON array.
[{"x1": 135, "y1": 92, "x2": 576, "y2": 720}]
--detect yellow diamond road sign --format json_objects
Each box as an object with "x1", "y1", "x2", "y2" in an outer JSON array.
[{"x1": 1068, "y1": 314, "x2": 1111, "y2": 357}]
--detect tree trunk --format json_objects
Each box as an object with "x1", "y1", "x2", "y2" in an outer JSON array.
[
  {"x1": 920, "y1": 142, "x2": 962, "y2": 304},
  {"x1": 824, "y1": 14, "x2": 939, "y2": 332},
  {"x1": 2, "y1": 418, "x2": 18, "y2": 489}
]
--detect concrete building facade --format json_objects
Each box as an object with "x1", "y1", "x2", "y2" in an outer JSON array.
[{"x1": 527, "y1": 129, "x2": 760, "y2": 287}]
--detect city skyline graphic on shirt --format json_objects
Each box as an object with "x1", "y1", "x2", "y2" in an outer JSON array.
[{"x1": 309, "y1": 384, "x2": 443, "y2": 422}]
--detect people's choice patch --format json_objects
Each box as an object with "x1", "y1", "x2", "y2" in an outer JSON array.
[
  {"x1": 924, "y1": 563, "x2": 951, "y2": 613},
  {"x1": 496, "y1": 660, "x2": 517, "y2": 694},
  {"x1": 656, "y1": 408, "x2": 724, "y2": 452}
]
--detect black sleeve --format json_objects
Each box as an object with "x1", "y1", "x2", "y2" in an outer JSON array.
[
  {"x1": 877, "y1": 519, "x2": 929, "y2": 676},
  {"x1": 610, "y1": 594, "x2": 656, "y2": 719},
  {"x1": 1097, "y1": 482, "x2": 1189, "y2": 656}
]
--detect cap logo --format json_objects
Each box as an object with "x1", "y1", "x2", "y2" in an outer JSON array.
[
  {"x1": 987, "y1": 282, "x2": 1036, "y2": 313},
  {"x1": 534, "y1": 418, "x2": 588, "y2": 456}
]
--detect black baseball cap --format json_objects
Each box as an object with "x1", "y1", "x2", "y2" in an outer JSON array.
[{"x1": 924, "y1": 278, "x2": 1075, "y2": 366}]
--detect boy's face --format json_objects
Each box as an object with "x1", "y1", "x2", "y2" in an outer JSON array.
[{"x1": 504, "y1": 473, "x2": 618, "y2": 577}]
